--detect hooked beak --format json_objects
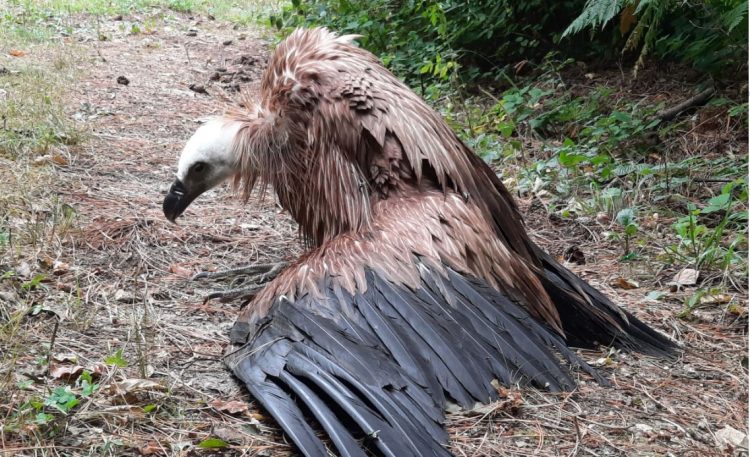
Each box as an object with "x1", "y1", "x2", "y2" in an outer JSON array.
[{"x1": 163, "y1": 179, "x2": 200, "y2": 223}]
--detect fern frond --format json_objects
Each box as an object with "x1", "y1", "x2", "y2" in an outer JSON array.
[{"x1": 562, "y1": 0, "x2": 630, "y2": 37}]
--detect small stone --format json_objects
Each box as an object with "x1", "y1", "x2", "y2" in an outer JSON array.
[
  {"x1": 673, "y1": 268, "x2": 699, "y2": 287},
  {"x1": 16, "y1": 261, "x2": 32, "y2": 278},
  {"x1": 188, "y1": 84, "x2": 208, "y2": 95},
  {"x1": 222, "y1": 39, "x2": 233, "y2": 46},
  {"x1": 715, "y1": 425, "x2": 747, "y2": 450},
  {"x1": 631, "y1": 423, "x2": 654, "y2": 434},
  {"x1": 116, "y1": 75, "x2": 129, "y2": 85},
  {"x1": 186, "y1": 29, "x2": 198, "y2": 37}
]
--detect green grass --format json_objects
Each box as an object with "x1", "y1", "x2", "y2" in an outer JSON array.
[{"x1": 0, "y1": 0, "x2": 283, "y2": 37}]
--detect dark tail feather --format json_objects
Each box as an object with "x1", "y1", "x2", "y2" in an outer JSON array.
[{"x1": 535, "y1": 246, "x2": 678, "y2": 358}]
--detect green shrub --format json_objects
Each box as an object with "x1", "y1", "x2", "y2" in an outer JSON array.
[
  {"x1": 272, "y1": 0, "x2": 589, "y2": 83},
  {"x1": 563, "y1": 0, "x2": 748, "y2": 75}
]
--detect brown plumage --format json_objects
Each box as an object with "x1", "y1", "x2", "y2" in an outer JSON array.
[{"x1": 163, "y1": 28, "x2": 676, "y2": 457}]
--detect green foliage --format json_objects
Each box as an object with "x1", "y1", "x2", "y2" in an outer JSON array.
[
  {"x1": 143, "y1": 403, "x2": 158, "y2": 413},
  {"x1": 78, "y1": 370, "x2": 100, "y2": 397},
  {"x1": 615, "y1": 207, "x2": 639, "y2": 258},
  {"x1": 666, "y1": 178, "x2": 748, "y2": 271},
  {"x1": 490, "y1": 80, "x2": 667, "y2": 207},
  {"x1": 564, "y1": 0, "x2": 626, "y2": 35},
  {"x1": 564, "y1": 0, "x2": 748, "y2": 74},
  {"x1": 21, "y1": 274, "x2": 47, "y2": 291},
  {"x1": 12, "y1": 369, "x2": 101, "y2": 432},
  {"x1": 448, "y1": 62, "x2": 746, "y2": 279},
  {"x1": 104, "y1": 348, "x2": 128, "y2": 368},
  {"x1": 273, "y1": 0, "x2": 587, "y2": 83},
  {"x1": 45, "y1": 386, "x2": 80, "y2": 414},
  {"x1": 198, "y1": 438, "x2": 229, "y2": 449}
]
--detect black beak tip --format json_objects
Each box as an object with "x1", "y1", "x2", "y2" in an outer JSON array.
[
  {"x1": 163, "y1": 192, "x2": 181, "y2": 223},
  {"x1": 163, "y1": 179, "x2": 188, "y2": 223}
]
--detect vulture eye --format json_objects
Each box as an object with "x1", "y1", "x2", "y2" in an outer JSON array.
[{"x1": 192, "y1": 162, "x2": 207, "y2": 174}]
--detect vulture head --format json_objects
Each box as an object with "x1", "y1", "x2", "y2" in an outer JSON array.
[{"x1": 163, "y1": 118, "x2": 242, "y2": 222}]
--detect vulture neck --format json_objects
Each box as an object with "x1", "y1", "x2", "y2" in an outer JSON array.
[{"x1": 230, "y1": 112, "x2": 373, "y2": 247}]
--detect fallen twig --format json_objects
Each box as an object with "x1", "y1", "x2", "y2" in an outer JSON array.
[{"x1": 656, "y1": 86, "x2": 715, "y2": 122}]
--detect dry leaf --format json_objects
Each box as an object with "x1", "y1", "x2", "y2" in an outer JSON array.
[
  {"x1": 212, "y1": 426, "x2": 252, "y2": 445},
  {"x1": 52, "y1": 154, "x2": 69, "y2": 166},
  {"x1": 49, "y1": 364, "x2": 84, "y2": 381},
  {"x1": 53, "y1": 260, "x2": 70, "y2": 275},
  {"x1": 592, "y1": 356, "x2": 614, "y2": 367},
  {"x1": 619, "y1": 4, "x2": 638, "y2": 35},
  {"x1": 114, "y1": 288, "x2": 138, "y2": 303},
  {"x1": 9, "y1": 49, "x2": 26, "y2": 57},
  {"x1": 138, "y1": 441, "x2": 164, "y2": 455},
  {"x1": 467, "y1": 391, "x2": 523, "y2": 416},
  {"x1": 52, "y1": 353, "x2": 79, "y2": 364},
  {"x1": 673, "y1": 268, "x2": 699, "y2": 287},
  {"x1": 210, "y1": 399, "x2": 249, "y2": 416},
  {"x1": 39, "y1": 255, "x2": 55, "y2": 269},
  {"x1": 87, "y1": 362, "x2": 107, "y2": 379},
  {"x1": 169, "y1": 263, "x2": 193, "y2": 278},
  {"x1": 700, "y1": 294, "x2": 732, "y2": 305},
  {"x1": 111, "y1": 379, "x2": 165, "y2": 404},
  {"x1": 611, "y1": 277, "x2": 639, "y2": 290},
  {"x1": 728, "y1": 303, "x2": 747, "y2": 316},
  {"x1": 249, "y1": 412, "x2": 266, "y2": 421},
  {"x1": 33, "y1": 155, "x2": 52, "y2": 166}
]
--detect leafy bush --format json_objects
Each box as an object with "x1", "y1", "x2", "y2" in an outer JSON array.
[
  {"x1": 272, "y1": 0, "x2": 588, "y2": 82},
  {"x1": 271, "y1": 0, "x2": 746, "y2": 81},
  {"x1": 667, "y1": 178, "x2": 748, "y2": 271},
  {"x1": 563, "y1": 0, "x2": 748, "y2": 74}
]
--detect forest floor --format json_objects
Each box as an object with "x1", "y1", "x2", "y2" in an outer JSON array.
[{"x1": 0, "y1": 5, "x2": 747, "y2": 457}]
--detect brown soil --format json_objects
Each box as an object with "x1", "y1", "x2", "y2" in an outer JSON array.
[{"x1": 1, "y1": 13, "x2": 747, "y2": 457}]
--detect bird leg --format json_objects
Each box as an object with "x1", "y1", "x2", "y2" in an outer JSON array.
[{"x1": 192, "y1": 262, "x2": 286, "y2": 304}]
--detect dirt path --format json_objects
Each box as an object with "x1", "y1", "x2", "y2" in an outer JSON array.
[
  {"x1": 30, "y1": 14, "x2": 298, "y2": 455},
  {"x1": 4, "y1": 12, "x2": 746, "y2": 457}
]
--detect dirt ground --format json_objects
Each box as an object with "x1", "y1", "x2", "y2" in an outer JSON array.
[{"x1": 1, "y1": 12, "x2": 747, "y2": 457}]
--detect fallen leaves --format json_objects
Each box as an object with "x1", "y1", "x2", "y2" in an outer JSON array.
[
  {"x1": 138, "y1": 441, "x2": 165, "y2": 455},
  {"x1": 110, "y1": 378, "x2": 166, "y2": 404},
  {"x1": 210, "y1": 399, "x2": 249, "y2": 416},
  {"x1": 169, "y1": 263, "x2": 193, "y2": 278},
  {"x1": 33, "y1": 153, "x2": 70, "y2": 167},
  {"x1": 49, "y1": 359, "x2": 105, "y2": 383},
  {"x1": 699, "y1": 293, "x2": 732, "y2": 306},
  {"x1": 611, "y1": 277, "x2": 640, "y2": 290},
  {"x1": 671, "y1": 268, "x2": 700, "y2": 289},
  {"x1": 9, "y1": 49, "x2": 26, "y2": 57},
  {"x1": 49, "y1": 364, "x2": 84, "y2": 381}
]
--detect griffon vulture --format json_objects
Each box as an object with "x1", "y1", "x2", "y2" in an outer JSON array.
[{"x1": 162, "y1": 27, "x2": 676, "y2": 457}]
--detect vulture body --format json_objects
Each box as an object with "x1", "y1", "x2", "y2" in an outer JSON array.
[{"x1": 163, "y1": 28, "x2": 676, "y2": 457}]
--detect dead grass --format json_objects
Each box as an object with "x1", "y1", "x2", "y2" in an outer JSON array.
[{"x1": 0, "y1": 6, "x2": 747, "y2": 457}]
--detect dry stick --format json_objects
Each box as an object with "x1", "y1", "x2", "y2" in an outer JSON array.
[
  {"x1": 45, "y1": 317, "x2": 61, "y2": 377},
  {"x1": 656, "y1": 86, "x2": 716, "y2": 122},
  {"x1": 184, "y1": 44, "x2": 192, "y2": 66}
]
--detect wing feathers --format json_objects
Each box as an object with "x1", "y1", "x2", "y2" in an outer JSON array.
[
  {"x1": 278, "y1": 370, "x2": 368, "y2": 457},
  {"x1": 227, "y1": 262, "x2": 605, "y2": 457}
]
